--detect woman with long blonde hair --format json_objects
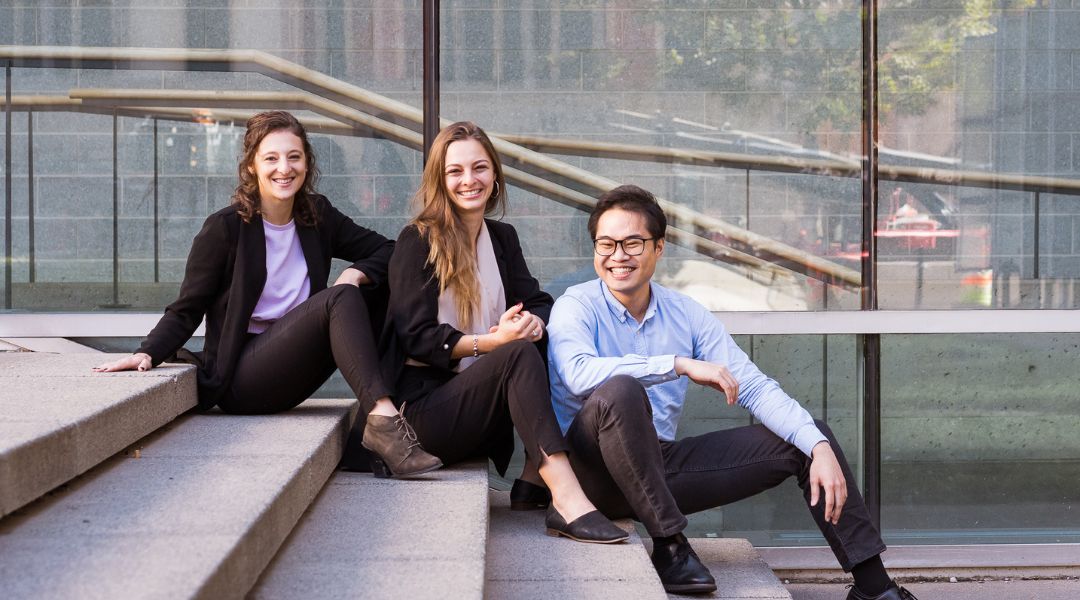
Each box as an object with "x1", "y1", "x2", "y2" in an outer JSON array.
[{"x1": 384, "y1": 121, "x2": 626, "y2": 543}]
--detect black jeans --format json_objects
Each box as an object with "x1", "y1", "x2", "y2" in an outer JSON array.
[
  {"x1": 397, "y1": 339, "x2": 569, "y2": 476},
  {"x1": 565, "y1": 375, "x2": 886, "y2": 571},
  {"x1": 217, "y1": 284, "x2": 392, "y2": 415}
]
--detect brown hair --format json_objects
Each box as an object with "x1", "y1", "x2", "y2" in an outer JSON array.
[
  {"x1": 412, "y1": 121, "x2": 507, "y2": 328},
  {"x1": 231, "y1": 110, "x2": 320, "y2": 226}
]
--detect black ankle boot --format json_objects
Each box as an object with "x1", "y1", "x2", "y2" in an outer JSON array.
[{"x1": 650, "y1": 533, "x2": 716, "y2": 594}]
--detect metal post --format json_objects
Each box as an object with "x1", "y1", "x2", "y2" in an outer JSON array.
[
  {"x1": 153, "y1": 118, "x2": 159, "y2": 283},
  {"x1": 4, "y1": 62, "x2": 11, "y2": 309},
  {"x1": 745, "y1": 166, "x2": 751, "y2": 230},
  {"x1": 860, "y1": 0, "x2": 882, "y2": 528},
  {"x1": 27, "y1": 109, "x2": 34, "y2": 283},
  {"x1": 1033, "y1": 191, "x2": 1040, "y2": 281},
  {"x1": 109, "y1": 111, "x2": 121, "y2": 307},
  {"x1": 423, "y1": 0, "x2": 440, "y2": 163}
]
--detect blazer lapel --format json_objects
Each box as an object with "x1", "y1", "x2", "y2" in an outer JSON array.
[
  {"x1": 297, "y1": 224, "x2": 326, "y2": 295},
  {"x1": 488, "y1": 221, "x2": 514, "y2": 305},
  {"x1": 237, "y1": 216, "x2": 268, "y2": 319}
]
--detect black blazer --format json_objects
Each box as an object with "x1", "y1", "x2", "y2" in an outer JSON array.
[
  {"x1": 138, "y1": 195, "x2": 393, "y2": 410},
  {"x1": 383, "y1": 219, "x2": 553, "y2": 382}
]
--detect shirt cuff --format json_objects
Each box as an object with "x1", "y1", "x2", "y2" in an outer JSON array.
[
  {"x1": 792, "y1": 423, "x2": 829, "y2": 457},
  {"x1": 648, "y1": 355, "x2": 678, "y2": 380}
]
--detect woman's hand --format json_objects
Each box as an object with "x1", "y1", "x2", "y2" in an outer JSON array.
[
  {"x1": 93, "y1": 353, "x2": 153, "y2": 373},
  {"x1": 488, "y1": 303, "x2": 545, "y2": 346},
  {"x1": 334, "y1": 267, "x2": 369, "y2": 287}
]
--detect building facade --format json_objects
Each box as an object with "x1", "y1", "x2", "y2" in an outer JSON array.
[{"x1": 1, "y1": 0, "x2": 1077, "y2": 555}]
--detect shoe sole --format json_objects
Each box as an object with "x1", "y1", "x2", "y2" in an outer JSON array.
[
  {"x1": 360, "y1": 443, "x2": 444, "y2": 479},
  {"x1": 510, "y1": 501, "x2": 550, "y2": 511},
  {"x1": 662, "y1": 582, "x2": 717, "y2": 594},
  {"x1": 544, "y1": 528, "x2": 630, "y2": 544},
  {"x1": 385, "y1": 460, "x2": 444, "y2": 479}
]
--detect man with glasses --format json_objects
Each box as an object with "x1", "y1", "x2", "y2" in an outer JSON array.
[{"x1": 547, "y1": 185, "x2": 913, "y2": 599}]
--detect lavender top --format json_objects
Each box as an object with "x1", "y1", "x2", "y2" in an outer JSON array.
[{"x1": 248, "y1": 219, "x2": 311, "y2": 334}]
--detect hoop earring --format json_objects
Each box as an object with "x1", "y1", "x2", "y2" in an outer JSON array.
[{"x1": 491, "y1": 180, "x2": 500, "y2": 199}]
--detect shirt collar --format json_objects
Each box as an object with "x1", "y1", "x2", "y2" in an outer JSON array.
[{"x1": 598, "y1": 280, "x2": 659, "y2": 326}]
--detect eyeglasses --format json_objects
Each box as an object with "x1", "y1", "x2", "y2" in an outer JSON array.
[{"x1": 592, "y1": 237, "x2": 655, "y2": 256}]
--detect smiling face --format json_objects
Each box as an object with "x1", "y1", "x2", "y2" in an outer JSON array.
[
  {"x1": 443, "y1": 138, "x2": 495, "y2": 218},
  {"x1": 593, "y1": 207, "x2": 664, "y2": 312},
  {"x1": 250, "y1": 129, "x2": 307, "y2": 208}
]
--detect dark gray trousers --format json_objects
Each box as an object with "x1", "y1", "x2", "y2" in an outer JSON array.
[
  {"x1": 398, "y1": 340, "x2": 570, "y2": 475},
  {"x1": 565, "y1": 374, "x2": 886, "y2": 571},
  {"x1": 219, "y1": 284, "x2": 391, "y2": 415}
]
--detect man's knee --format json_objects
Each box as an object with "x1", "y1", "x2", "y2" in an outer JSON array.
[{"x1": 589, "y1": 375, "x2": 651, "y2": 420}]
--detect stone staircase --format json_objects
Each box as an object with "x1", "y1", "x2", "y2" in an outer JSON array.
[{"x1": 0, "y1": 345, "x2": 791, "y2": 600}]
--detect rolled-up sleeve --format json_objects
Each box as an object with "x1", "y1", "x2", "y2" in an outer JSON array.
[
  {"x1": 692, "y1": 303, "x2": 826, "y2": 456},
  {"x1": 548, "y1": 294, "x2": 679, "y2": 399}
]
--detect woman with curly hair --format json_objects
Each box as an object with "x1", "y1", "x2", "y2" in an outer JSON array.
[
  {"x1": 384, "y1": 121, "x2": 627, "y2": 543},
  {"x1": 95, "y1": 110, "x2": 441, "y2": 478}
]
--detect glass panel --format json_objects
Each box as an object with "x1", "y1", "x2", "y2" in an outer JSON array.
[
  {"x1": 441, "y1": 2, "x2": 864, "y2": 311},
  {"x1": 881, "y1": 333, "x2": 1080, "y2": 544},
  {"x1": 1, "y1": 1, "x2": 422, "y2": 312},
  {"x1": 683, "y1": 334, "x2": 861, "y2": 545},
  {"x1": 878, "y1": 1, "x2": 1080, "y2": 309}
]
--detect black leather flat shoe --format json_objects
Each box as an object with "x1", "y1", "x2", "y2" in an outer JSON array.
[
  {"x1": 544, "y1": 507, "x2": 629, "y2": 544},
  {"x1": 846, "y1": 581, "x2": 919, "y2": 600},
  {"x1": 651, "y1": 533, "x2": 716, "y2": 594},
  {"x1": 510, "y1": 479, "x2": 551, "y2": 511}
]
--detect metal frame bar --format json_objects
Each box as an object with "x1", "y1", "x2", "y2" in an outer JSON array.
[
  {"x1": 861, "y1": 0, "x2": 882, "y2": 527},
  {"x1": 423, "y1": 0, "x2": 439, "y2": 163},
  {"x1": 4, "y1": 62, "x2": 10, "y2": 309},
  {"x1": 27, "y1": 108, "x2": 33, "y2": 283},
  {"x1": 3, "y1": 310, "x2": 1078, "y2": 338}
]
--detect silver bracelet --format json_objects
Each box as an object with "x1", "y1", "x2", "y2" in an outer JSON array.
[{"x1": 472, "y1": 334, "x2": 479, "y2": 358}]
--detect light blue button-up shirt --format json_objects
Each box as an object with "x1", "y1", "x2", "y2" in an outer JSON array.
[{"x1": 548, "y1": 279, "x2": 827, "y2": 456}]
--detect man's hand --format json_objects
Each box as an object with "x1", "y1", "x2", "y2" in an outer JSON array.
[
  {"x1": 674, "y1": 357, "x2": 738, "y2": 405},
  {"x1": 333, "y1": 267, "x2": 369, "y2": 287},
  {"x1": 808, "y1": 441, "x2": 847, "y2": 525}
]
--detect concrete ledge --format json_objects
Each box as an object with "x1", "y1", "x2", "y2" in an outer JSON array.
[
  {"x1": 760, "y1": 544, "x2": 1080, "y2": 582},
  {"x1": 0, "y1": 398, "x2": 356, "y2": 599},
  {"x1": 485, "y1": 490, "x2": 667, "y2": 600},
  {"x1": 0, "y1": 352, "x2": 196, "y2": 517},
  {"x1": 252, "y1": 460, "x2": 489, "y2": 600}
]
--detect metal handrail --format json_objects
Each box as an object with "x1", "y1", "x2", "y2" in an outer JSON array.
[
  {"x1": 2, "y1": 89, "x2": 837, "y2": 286},
  {"x1": 0, "y1": 46, "x2": 862, "y2": 286}
]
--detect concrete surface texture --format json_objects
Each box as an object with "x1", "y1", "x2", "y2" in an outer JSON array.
[
  {"x1": 485, "y1": 490, "x2": 668, "y2": 600},
  {"x1": 0, "y1": 352, "x2": 195, "y2": 517},
  {"x1": 786, "y1": 578, "x2": 1080, "y2": 600},
  {"x1": 252, "y1": 461, "x2": 490, "y2": 600},
  {"x1": 0, "y1": 397, "x2": 355, "y2": 600},
  {"x1": 641, "y1": 538, "x2": 793, "y2": 600}
]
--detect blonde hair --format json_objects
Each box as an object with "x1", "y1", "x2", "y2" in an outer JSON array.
[{"x1": 412, "y1": 122, "x2": 506, "y2": 328}]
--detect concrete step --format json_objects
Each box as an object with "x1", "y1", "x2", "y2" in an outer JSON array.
[
  {"x1": 642, "y1": 538, "x2": 793, "y2": 600},
  {"x1": 251, "y1": 460, "x2": 489, "y2": 600},
  {"x1": 0, "y1": 397, "x2": 356, "y2": 599},
  {"x1": 484, "y1": 490, "x2": 668, "y2": 599},
  {"x1": 0, "y1": 352, "x2": 195, "y2": 518}
]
